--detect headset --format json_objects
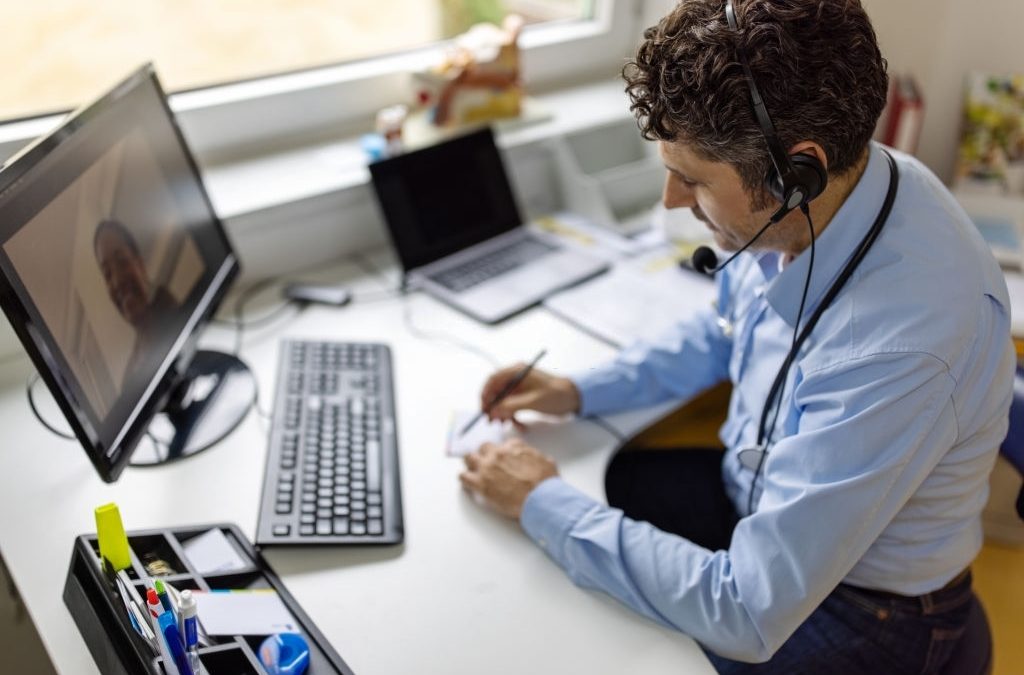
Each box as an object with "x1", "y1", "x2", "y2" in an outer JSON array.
[
  {"x1": 694, "y1": 0, "x2": 900, "y2": 514},
  {"x1": 692, "y1": 0, "x2": 828, "y2": 277},
  {"x1": 729, "y1": 0, "x2": 828, "y2": 222}
]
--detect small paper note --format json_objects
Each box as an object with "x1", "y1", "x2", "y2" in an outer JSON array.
[
  {"x1": 446, "y1": 410, "x2": 515, "y2": 457},
  {"x1": 182, "y1": 529, "x2": 249, "y2": 575},
  {"x1": 193, "y1": 589, "x2": 298, "y2": 636}
]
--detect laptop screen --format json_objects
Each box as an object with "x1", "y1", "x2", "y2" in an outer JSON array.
[{"x1": 368, "y1": 127, "x2": 523, "y2": 272}]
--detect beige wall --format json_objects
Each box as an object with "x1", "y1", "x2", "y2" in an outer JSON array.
[{"x1": 640, "y1": 0, "x2": 1024, "y2": 183}]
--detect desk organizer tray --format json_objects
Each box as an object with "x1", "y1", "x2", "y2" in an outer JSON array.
[{"x1": 63, "y1": 523, "x2": 355, "y2": 675}]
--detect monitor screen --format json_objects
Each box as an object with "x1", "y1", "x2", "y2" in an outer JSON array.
[
  {"x1": 0, "y1": 65, "x2": 240, "y2": 481},
  {"x1": 368, "y1": 126, "x2": 523, "y2": 272}
]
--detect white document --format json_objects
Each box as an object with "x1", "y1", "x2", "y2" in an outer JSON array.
[
  {"x1": 446, "y1": 411, "x2": 516, "y2": 457},
  {"x1": 182, "y1": 529, "x2": 250, "y2": 575},
  {"x1": 192, "y1": 589, "x2": 298, "y2": 636},
  {"x1": 543, "y1": 245, "x2": 717, "y2": 347}
]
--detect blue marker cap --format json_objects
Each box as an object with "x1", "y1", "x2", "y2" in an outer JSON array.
[{"x1": 259, "y1": 633, "x2": 310, "y2": 675}]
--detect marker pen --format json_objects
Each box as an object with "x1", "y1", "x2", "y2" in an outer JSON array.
[
  {"x1": 179, "y1": 589, "x2": 201, "y2": 674},
  {"x1": 155, "y1": 579, "x2": 178, "y2": 629},
  {"x1": 146, "y1": 588, "x2": 181, "y2": 674},
  {"x1": 159, "y1": 611, "x2": 194, "y2": 675},
  {"x1": 147, "y1": 588, "x2": 165, "y2": 619}
]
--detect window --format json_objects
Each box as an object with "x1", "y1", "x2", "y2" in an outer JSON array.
[
  {"x1": 1, "y1": 0, "x2": 596, "y2": 122},
  {"x1": 2, "y1": 1, "x2": 637, "y2": 165}
]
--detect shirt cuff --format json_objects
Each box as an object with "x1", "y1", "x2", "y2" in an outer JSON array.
[{"x1": 520, "y1": 476, "x2": 601, "y2": 552}]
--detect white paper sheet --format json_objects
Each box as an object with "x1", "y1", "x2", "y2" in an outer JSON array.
[
  {"x1": 446, "y1": 411, "x2": 516, "y2": 457},
  {"x1": 193, "y1": 589, "x2": 298, "y2": 636},
  {"x1": 181, "y1": 529, "x2": 249, "y2": 575}
]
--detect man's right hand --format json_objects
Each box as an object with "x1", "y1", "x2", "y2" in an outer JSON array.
[{"x1": 481, "y1": 365, "x2": 581, "y2": 424}]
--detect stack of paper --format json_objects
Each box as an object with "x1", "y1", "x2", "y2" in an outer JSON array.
[{"x1": 543, "y1": 246, "x2": 716, "y2": 347}]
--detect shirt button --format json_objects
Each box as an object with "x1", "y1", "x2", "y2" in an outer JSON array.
[
  {"x1": 754, "y1": 285, "x2": 765, "y2": 297},
  {"x1": 538, "y1": 539, "x2": 547, "y2": 548}
]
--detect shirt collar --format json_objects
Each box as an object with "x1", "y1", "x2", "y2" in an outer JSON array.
[{"x1": 764, "y1": 142, "x2": 891, "y2": 327}]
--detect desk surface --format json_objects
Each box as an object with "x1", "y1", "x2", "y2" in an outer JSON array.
[{"x1": 0, "y1": 254, "x2": 713, "y2": 675}]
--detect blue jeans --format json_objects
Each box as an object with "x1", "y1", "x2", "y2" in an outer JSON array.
[
  {"x1": 706, "y1": 574, "x2": 974, "y2": 674},
  {"x1": 605, "y1": 448, "x2": 974, "y2": 674}
]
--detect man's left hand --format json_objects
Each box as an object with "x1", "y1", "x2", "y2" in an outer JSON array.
[{"x1": 460, "y1": 439, "x2": 558, "y2": 519}]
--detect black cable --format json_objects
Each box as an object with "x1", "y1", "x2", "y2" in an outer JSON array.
[
  {"x1": 26, "y1": 373, "x2": 76, "y2": 440},
  {"x1": 745, "y1": 152, "x2": 898, "y2": 515},
  {"x1": 210, "y1": 299, "x2": 295, "y2": 331},
  {"x1": 231, "y1": 278, "x2": 297, "y2": 356},
  {"x1": 747, "y1": 206, "x2": 815, "y2": 515}
]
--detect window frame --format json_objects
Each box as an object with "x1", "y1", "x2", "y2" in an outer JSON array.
[{"x1": 0, "y1": 0, "x2": 640, "y2": 166}]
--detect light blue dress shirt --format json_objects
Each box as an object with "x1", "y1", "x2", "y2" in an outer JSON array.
[{"x1": 520, "y1": 143, "x2": 1015, "y2": 661}]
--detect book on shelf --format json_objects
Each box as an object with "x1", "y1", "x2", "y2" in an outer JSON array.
[{"x1": 875, "y1": 74, "x2": 925, "y2": 155}]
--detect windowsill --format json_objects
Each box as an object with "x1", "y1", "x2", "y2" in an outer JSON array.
[{"x1": 201, "y1": 77, "x2": 633, "y2": 223}]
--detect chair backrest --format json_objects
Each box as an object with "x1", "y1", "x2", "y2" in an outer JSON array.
[{"x1": 1001, "y1": 368, "x2": 1024, "y2": 520}]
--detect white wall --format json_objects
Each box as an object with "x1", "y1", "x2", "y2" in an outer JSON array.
[{"x1": 640, "y1": 0, "x2": 1024, "y2": 183}]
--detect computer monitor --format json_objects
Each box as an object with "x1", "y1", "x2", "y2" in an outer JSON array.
[{"x1": 0, "y1": 64, "x2": 254, "y2": 482}]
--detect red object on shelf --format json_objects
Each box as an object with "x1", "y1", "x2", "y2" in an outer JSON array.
[{"x1": 877, "y1": 75, "x2": 925, "y2": 155}]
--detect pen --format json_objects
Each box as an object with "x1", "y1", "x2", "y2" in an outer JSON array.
[
  {"x1": 459, "y1": 349, "x2": 546, "y2": 437},
  {"x1": 155, "y1": 579, "x2": 178, "y2": 629},
  {"x1": 159, "y1": 611, "x2": 194, "y2": 675},
  {"x1": 147, "y1": 588, "x2": 183, "y2": 674},
  {"x1": 179, "y1": 589, "x2": 201, "y2": 674},
  {"x1": 147, "y1": 588, "x2": 165, "y2": 619}
]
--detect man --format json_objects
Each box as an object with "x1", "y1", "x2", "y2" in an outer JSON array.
[
  {"x1": 94, "y1": 218, "x2": 179, "y2": 380},
  {"x1": 458, "y1": 0, "x2": 1014, "y2": 672}
]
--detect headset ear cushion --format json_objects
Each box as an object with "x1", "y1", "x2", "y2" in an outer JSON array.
[{"x1": 790, "y1": 153, "x2": 828, "y2": 203}]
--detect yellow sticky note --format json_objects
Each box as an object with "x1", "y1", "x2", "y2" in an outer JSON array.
[{"x1": 95, "y1": 503, "x2": 131, "y2": 572}]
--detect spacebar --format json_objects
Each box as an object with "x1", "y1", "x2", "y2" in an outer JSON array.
[{"x1": 367, "y1": 439, "x2": 381, "y2": 492}]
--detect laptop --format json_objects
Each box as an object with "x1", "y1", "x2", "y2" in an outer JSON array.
[{"x1": 368, "y1": 127, "x2": 609, "y2": 324}]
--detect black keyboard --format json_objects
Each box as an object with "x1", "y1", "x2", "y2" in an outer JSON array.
[
  {"x1": 255, "y1": 339, "x2": 403, "y2": 545},
  {"x1": 429, "y1": 236, "x2": 558, "y2": 293}
]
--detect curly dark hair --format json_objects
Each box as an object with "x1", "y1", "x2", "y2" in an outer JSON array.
[{"x1": 623, "y1": 0, "x2": 888, "y2": 195}]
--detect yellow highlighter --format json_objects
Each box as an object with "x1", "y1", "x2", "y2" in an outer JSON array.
[{"x1": 95, "y1": 503, "x2": 132, "y2": 572}]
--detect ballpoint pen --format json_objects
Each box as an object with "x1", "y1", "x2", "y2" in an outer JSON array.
[{"x1": 459, "y1": 349, "x2": 546, "y2": 437}]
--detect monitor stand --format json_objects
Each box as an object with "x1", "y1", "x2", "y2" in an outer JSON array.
[{"x1": 129, "y1": 350, "x2": 256, "y2": 467}]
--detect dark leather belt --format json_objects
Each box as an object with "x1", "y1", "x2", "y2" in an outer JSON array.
[{"x1": 847, "y1": 567, "x2": 971, "y2": 603}]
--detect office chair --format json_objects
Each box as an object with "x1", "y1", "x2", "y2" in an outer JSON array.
[
  {"x1": 939, "y1": 366, "x2": 1024, "y2": 675},
  {"x1": 1000, "y1": 367, "x2": 1024, "y2": 519}
]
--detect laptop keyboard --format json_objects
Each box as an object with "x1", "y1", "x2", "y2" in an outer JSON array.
[{"x1": 428, "y1": 236, "x2": 559, "y2": 293}]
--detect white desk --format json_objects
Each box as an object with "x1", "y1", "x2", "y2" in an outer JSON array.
[{"x1": 0, "y1": 255, "x2": 713, "y2": 674}]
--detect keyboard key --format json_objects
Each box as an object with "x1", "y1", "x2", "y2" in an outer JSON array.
[
  {"x1": 272, "y1": 525, "x2": 290, "y2": 536},
  {"x1": 368, "y1": 519, "x2": 383, "y2": 535}
]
